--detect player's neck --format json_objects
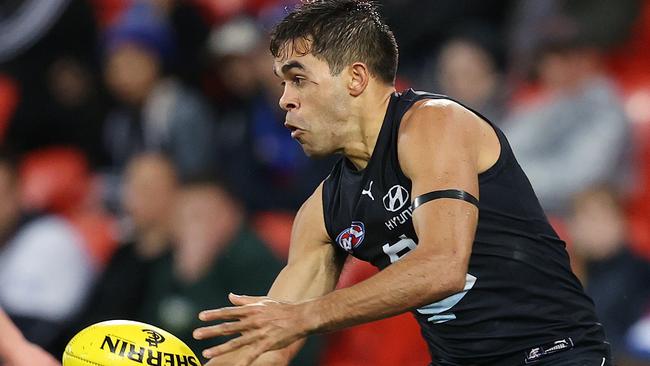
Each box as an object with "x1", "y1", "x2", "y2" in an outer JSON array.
[{"x1": 343, "y1": 85, "x2": 395, "y2": 171}]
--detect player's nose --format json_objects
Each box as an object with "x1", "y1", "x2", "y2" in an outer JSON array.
[{"x1": 279, "y1": 88, "x2": 299, "y2": 111}]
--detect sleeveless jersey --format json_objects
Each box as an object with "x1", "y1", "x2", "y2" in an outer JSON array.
[{"x1": 322, "y1": 89, "x2": 609, "y2": 365}]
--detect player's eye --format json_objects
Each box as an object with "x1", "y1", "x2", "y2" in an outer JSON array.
[{"x1": 292, "y1": 77, "x2": 304, "y2": 86}]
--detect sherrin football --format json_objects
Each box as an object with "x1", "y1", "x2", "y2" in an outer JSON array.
[{"x1": 63, "y1": 320, "x2": 200, "y2": 366}]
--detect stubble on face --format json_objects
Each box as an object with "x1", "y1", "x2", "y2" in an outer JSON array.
[{"x1": 274, "y1": 43, "x2": 352, "y2": 158}]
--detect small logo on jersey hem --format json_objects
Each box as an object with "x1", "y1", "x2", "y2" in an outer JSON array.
[
  {"x1": 336, "y1": 221, "x2": 366, "y2": 252},
  {"x1": 524, "y1": 337, "x2": 574, "y2": 364}
]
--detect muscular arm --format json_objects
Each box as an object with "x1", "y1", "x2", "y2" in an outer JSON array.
[
  {"x1": 268, "y1": 184, "x2": 346, "y2": 303},
  {"x1": 196, "y1": 184, "x2": 345, "y2": 364}
]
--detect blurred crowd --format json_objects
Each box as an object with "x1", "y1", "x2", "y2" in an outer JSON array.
[{"x1": 1, "y1": 0, "x2": 650, "y2": 365}]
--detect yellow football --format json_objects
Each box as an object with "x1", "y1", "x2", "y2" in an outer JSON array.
[{"x1": 63, "y1": 320, "x2": 200, "y2": 366}]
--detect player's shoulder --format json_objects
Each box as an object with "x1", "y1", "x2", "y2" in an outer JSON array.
[
  {"x1": 399, "y1": 96, "x2": 481, "y2": 144},
  {"x1": 295, "y1": 181, "x2": 326, "y2": 229},
  {"x1": 402, "y1": 97, "x2": 476, "y2": 129}
]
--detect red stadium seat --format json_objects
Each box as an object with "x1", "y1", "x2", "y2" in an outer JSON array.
[
  {"x1": 67, "y1": 211, "x2": 118, "y2": 269},
  {"x1": 0, "y1": 74, "x2": 18, "y2": 144},
  {"x1": 252, "y1": 210, "x2": 295, "y2": 260},
  {"x1": 18, "y1": 147, "x2": 118, "y2": 267},
  {"x1": 626, "y1": 117, "x2": 650, "y2": 259},
  {"x1": 605, "y1": 1, "x2": 650, "y2": 258},
  {"x1": 19, "y1": 147, "x2": 91, "y2": 215},
  {"x1": 608, "y1": 0, "x2": 650, "y2": 92}
]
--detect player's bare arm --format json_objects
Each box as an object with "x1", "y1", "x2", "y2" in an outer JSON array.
[
  {"x1": 194, "y1": 184, "x2": 346, "y2": 365},
  {"x1": 0, "y1": 308, "x2": 62, "y2": 366},
  {"x1": 192, "y1": 100, "x2": 500, "y2": 365}
]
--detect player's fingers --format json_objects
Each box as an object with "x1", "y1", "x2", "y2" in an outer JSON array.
[
  {"x1": 193, "y1": 320, "x2": 254, "y2": 339},
  {"x1": 229, "y1": 293, "x2": 266, "y2": 306},
  {"x1": 202, "y1": 332, "x2": 262, "y2": 359},
  {"x1": 199, "y1": 306, "x2": 252, "y2": 322}
]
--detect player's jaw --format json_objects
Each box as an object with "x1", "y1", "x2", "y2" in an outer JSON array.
[{"x1": 285, "y1": 118, "x2": 338, "y2": 158}]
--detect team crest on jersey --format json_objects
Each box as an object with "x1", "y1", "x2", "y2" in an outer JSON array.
[{"x1": 336, "y1": 221, "x2": 366, "y2": 252}]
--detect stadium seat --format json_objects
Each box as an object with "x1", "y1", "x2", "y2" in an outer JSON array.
[
  {"x1": 252, "y1": 210, "x2": 295, "y2": 260},
  {"x1": 18, "y1": 147, "x2": 118, "y2": 268},
  {"x1": 19, "y1": 147, "x2": 90, "y2": 215},
  {"x1": 0, "y1": 74, "x2": 18, "y2": 144}
]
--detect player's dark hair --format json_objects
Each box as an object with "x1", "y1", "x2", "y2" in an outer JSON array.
[{"x1": 270, "y1": 0, "x2": 398, "y2": 84}]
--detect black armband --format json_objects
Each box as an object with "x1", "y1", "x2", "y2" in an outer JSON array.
[{"x1": 412, "y1": 189, "x2": 479, "y2": 210}]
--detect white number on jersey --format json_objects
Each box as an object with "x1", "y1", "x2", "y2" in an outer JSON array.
[
  {"x1": 382, "y1": 235, "x2": 477, "y2": 324},
  {"x1": 382, "y1": 234, "x2": 417, "y2": 263}
]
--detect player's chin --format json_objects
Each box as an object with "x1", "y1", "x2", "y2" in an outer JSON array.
[{"x1": 300, "y1": 144, "x2": 331, "y2": 159}]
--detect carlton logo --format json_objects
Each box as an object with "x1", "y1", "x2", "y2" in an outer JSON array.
[
  {"x1": 143, "y1": 329, "x2": 165, "y2": 348},
  {"x1": 336, "y1": 221, "x2": 366, "y2": 252},
  {"x1": 383, "y1": 185, "x2": 409, "y2": 212}
]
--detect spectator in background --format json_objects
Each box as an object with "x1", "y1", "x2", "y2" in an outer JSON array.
[
  {"x1": 148, "y1": 0, "x2": 211, "y2": 88},
  {"x1": 379, "y1": 0, "x2": 515, "y2": 78},
  {"x1": 509, "y1": 0, "x2": 640, "y2": 80},
  {"x1": 207, "y1": 17, "x2": 334, "y2": 212},
  {"x1": 135, "y1": 179, "x2": 321, "y2": 364},
  {"x1": 503, "y1": 18, "x2": 631, "y2": 216},
  {"x1": 0, "y1": 151, "x2": 94, "y2": 350},
  {"x1": 421, "y1": 24, "x2": 508, "y2": 122},
  {"x1": 67, "y1": 153, "x2": 177, "y2": 328},
  {"x1": 0, "y1": 308, "x2": 60, "y2": 366},
  {"x1": 3, "y1": 0, "x2": 108, "y2": 166},
  {"x1": 102, "y1": 1, "x2": 216, "y2": 182},
  {"x1": 567, "y1": 186, "x2": 650, "y2": 360}
]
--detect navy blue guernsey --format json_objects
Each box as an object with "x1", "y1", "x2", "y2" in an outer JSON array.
[{"x1": 321, "y1": 89, "x2": 609, "y2": 365}]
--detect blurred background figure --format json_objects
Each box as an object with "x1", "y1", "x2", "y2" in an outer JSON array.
[
  {"x1": 135, "y1": 179, "x2": 322, "y2": 363},
  {"x1": 421, "y1": 24, "x2": 508, "y2": 122},
  {"x1": 0, "y1": 150, "x2": 94, "y2": 351},
  {"x1": 101, "y1": 1, "x2": 216, "y2": 182},
  {"x1": 65, "y1": 153, "x2": 178, "y2": 333},
  {"x1": 2, "y1": 0, "x2": 107, "y2": 167},
  {"x1": 567, "y1": 185, "x2": 650, "y2": 362},
  {"x1": 503, "y1": 17, "x2": 632, "y2": 217},
  {"x1": 205, "y1": 16, "x2": 334, "y2": 212}
]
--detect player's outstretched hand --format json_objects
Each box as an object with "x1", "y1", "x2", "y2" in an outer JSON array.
[
  {"x1": 4, "y1": 340, "x2": 61, "y2": 366},
  {"x1": 194, "y1": 293, "x2": 312, "y2": 366}
]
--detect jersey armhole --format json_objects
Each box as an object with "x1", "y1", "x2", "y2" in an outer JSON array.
[
  {"x1": 321, "y1": 167, "x2": 351, "y2": 257},
  {"x1": 321, "y1": 174, "x2": 336, "y2": 242},
  {"x1": 477, "y1": 121, "x2": 509, "y2": 183}
]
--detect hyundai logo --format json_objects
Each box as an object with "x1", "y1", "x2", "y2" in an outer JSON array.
[{"x1": 383, "y1": 185, "x2": 409, "y2": 212}]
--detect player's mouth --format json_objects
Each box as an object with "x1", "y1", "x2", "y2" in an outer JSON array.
[{"x1": 284, "y1": 121, "x2": 306, "y2": 140}]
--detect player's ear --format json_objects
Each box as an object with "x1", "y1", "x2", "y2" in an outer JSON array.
[{"x1": 348, "y1": 62, "x2": 369, "y2": 97}]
